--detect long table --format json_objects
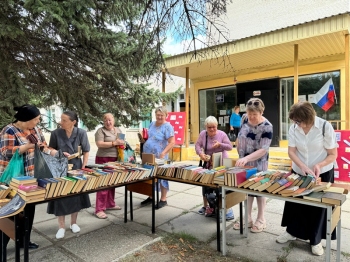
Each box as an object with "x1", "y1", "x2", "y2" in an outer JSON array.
[
  {"x1": 0, "y1": 177, "x2": 156, "y2": 262},
  {"x1": 221, "y1": 185, "x2": 342, "y2": 262}
]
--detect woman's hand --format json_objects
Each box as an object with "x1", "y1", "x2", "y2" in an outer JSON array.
[
  {"x1": 235, "y1": 157, "x2": 248, "y2": 167},
  {"x1": 299, "y1": 163, "x2": 315, "y2": 177},
  {"x1": 159, "y1": 152, "x2": 166, "y2": 159},
  {"x1": 313, "y1": 164, "x2": 321, "y2": 178},
  {"x1": 63, "y1": 152, "x2": 71, "y2": 157},
  {"x1": 212, "y1": 140, "x2": 221, "y2": 149},
  {"x1": 230, "y1": 126, "x2": 234, "y2": 130},
  {"x1": 199, "y1": 153, "x2": 208, "y2": 161}
]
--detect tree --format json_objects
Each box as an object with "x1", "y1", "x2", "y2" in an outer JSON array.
[{"x1": 0, "y1": 0, "x2": 230, "y2": 129}]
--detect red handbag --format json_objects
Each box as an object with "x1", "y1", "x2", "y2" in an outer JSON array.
[{"x1": 142, "y1": 128, "x2": 149, "y2": 140}]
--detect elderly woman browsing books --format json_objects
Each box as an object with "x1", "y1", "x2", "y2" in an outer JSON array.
[
  {"x1": 47, "y1": 111, "x2": 91, "y2": 239},
  {"x1": 94, "y1": 113, "x2": 125, "y2": 219},
  {"x1": 195, "y1": 116, "x2": 234, "y2": 219},
  {"x1": 140, "y1": 106, "x2": 175, "y2": 209},
  {"x1": 0, "y1": 104, "x2": 55, "y2": 249},
  {"x1": 276, "y1": 101, "x2": 337, "y2": 256},
  {"x1": 234, "y1": 98, "x2": 273, "y2": 233}
]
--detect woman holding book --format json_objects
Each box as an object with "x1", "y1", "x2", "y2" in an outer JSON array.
[
  {"x1": 94, "y1": 113, "x2": 125, "y2": 219},
  {"x1": 47, "y1": 111, "x2": 91, "y2": 239},
  {"x1": 234, "y1": 98, "x2": 273, "y2": 233},
  {"x1": 0, "y1": 104, "x2": 54, "y2": 249},
  {"x1": 276, "y1": 101, "x2": 337, "y2": 256},
  {"x1": 140, "y1": 106, "x2": 175, "y2": 209},
  {"x1": 195, "y1": 116, "x2": 234, "y2": 219}
]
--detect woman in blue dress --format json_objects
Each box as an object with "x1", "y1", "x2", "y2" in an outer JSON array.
[{"x1": 141, "y1": 106, "x2": 175, "y2": 209}]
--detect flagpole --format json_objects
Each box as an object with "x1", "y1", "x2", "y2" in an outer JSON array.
[{"x1": 333, "y1": 78, "x2": 338, "y2": 104}]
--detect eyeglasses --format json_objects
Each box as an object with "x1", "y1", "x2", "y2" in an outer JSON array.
[
  {"x1": 291, "y1": 119, "x2": 302, "y2": 125},
  {"x1": 247, "y1": 101, "x2": 260, "y2": 106},
  {"x1": 206, "y1": 126, "x2": 217, "y2": 129}
]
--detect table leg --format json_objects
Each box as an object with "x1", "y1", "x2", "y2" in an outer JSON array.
[
  {"x1": 336, "y1": 217, "x2": 341, "y2": 262},
  {"x1": 1, "y1": 230, "x2": 8, "y2": 262},
  {"x1": 239, "y1": 202, "x2": 243, "y2": 235},
  {"x1": 125, "y1": 187, "x2": 128, "y2": 222},
  {"x1": 152, "y1": 177, "x2": 155, "y2": 233},
  {"x1": 14, "y1": 215, "x2": 20, "y2": 262},
  {"x1": 222, "y1": 188, "x2": 226, "y2": 255},
  {"x1": 216, "y1": 188, "x2": 220, "y2": 252},
  {"x1": 244, "y1": 198, "x2": 248, "y2": 237},
  {"x1": 325, "y1": 206, "x2": 331, "y2": 262}
]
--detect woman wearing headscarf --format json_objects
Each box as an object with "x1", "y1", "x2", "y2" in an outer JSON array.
[
  {"x1": 0, "y1": 104, "x2": 55, "y2": 249},
  {"x1": 47, "y1": 111, "x2": 91, "y2": 239}
]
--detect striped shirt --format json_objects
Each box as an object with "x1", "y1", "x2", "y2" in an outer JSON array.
[{"x1": 0, "y1": 124, "x2": 46, "y2": 177}]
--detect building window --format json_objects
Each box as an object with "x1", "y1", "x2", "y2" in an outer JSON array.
[
  {"x1": 280, "y1": 71, "x2": 340, "y2": 140},
  {"x1": 198, "y1": 85, "x2": 237, "y2": 132}
]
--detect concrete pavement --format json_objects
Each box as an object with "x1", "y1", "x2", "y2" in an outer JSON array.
[{"x1": 3, "y1": 159, "x2": 350, "y2": 261}]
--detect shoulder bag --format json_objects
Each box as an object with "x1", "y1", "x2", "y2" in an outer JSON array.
[{"x1": 198, "y1": 132, "x2": 208, "y2": 168}]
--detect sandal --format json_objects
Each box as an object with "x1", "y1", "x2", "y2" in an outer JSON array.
[
  {"x1": 232, "y1": 221, "x2": 253, "y2": 230},
  {"x1": 250, "y1": 220, "x2": 266, "y2": 233},
  {"x1": 95, "y1": 211, "x2": 108, "y2": 219},
  {"x1": 106, "y1": 205, "x2": 122, "y2": 210}
]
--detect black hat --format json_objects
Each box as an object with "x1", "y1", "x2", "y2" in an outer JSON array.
[{"x1": 14, "y1": 104, "x2": 41, "y2": 122}]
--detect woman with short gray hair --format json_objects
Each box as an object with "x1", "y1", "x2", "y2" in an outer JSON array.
[{"x1": 195, "y1": 116, "x2": 233, "y2": 219}]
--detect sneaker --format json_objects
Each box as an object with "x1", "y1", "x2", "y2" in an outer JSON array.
[
  {"x1": 156, "y1": 200, "x2": 167, "y2": 209},
  {"x1": 311, "y1": 243, "x2": 324, "y2": 256},
  {"x1": 56, "y1": 228, "x2": 65, "y2": 239},
  {"x1": 141, "y1": 197, "x2": 152, "y2": 206},
  {"x1": 204, "y1": 206, "x2": 215, "y2": 217},
  {"x1": 276, "y1": 231, "x2": 296, "y2": 243},
  {"x1": 70, "y1": 224, "x2": 80, "y2": 233},
  {"x1": 198, "y1": 206, "x2": 207, "y2": 215},
  {"x1": 219, "y1": 208, "x2": 235, "y2": 222}
]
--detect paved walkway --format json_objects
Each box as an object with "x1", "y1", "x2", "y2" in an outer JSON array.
[{"x1": 3, "y1": 157, "x2": 350, "y2": 261}]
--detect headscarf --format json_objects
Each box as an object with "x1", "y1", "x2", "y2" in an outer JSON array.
[{"x1": 14, "y1": 104, "x2": 40, "y2": 122}]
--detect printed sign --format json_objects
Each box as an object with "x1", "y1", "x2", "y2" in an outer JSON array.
[
  {"x1": 334, "y1": 130, "x2": 350, "y2": 182},
  {"x1": 166, "y1": 112, "x2": 186, "y2": 145}
]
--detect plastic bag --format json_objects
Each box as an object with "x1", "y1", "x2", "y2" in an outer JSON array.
[
  {"x1": 124, "y1": 142, "x2": 136, "y2": 163},
  {"x1": 0, "y1": 149, "x2": 24, "y2": 184},
  {"x1": 34, "y1": 145, "x2": 68, "y2": 179},
  {"x1": 228, "y1": 131, "x2": 237, "y2": 142}
]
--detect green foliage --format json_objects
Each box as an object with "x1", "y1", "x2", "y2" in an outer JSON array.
[
  {"x1": 0, "y1": 0, "x2": 179, "y2": 129},
  {"x1": 0, "y1": 0, "x2": 229, "y2": 129}
]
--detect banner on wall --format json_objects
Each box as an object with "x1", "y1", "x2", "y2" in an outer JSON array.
[
  {"x1": 334, "y1": 130, "x2": 350, "y2": 182},
  {"x1": 166, "y1": 112, "x2": 186, "y2": 145}
]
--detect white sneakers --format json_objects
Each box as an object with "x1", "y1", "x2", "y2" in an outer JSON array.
[
  {"x1": 56, "y1": 228, "x2": 65, "y2": 239},
  {"x1": 56, "y1": 224, "x2": 80, "y2": 239},
  {"x1": 276, "y1": 231, "x2": 296, "y2": 243},
  {"x1": 277, "y1": 231, "x2": 323, "y2": 256},
  {"x1": 311, "y1": 243, "x2": 324, "y2": 256},
  {"x1": 70, "y1": 224, "x2": 81, "y2": 233}
]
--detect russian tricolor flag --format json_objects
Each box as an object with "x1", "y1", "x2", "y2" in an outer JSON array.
[{"x1": 314, "y1": 78, "x2": 336, "y2": 112}]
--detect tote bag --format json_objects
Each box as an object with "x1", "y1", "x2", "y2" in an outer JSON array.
[
  {"x1": 0, "y1": 149, "x2": 25, "y2": 184},
  {"x1": 34, "y1": 145, "x2": 68, "y2": 179}
]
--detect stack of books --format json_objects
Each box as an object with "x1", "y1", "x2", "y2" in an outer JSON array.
[
  {"x1": 0, "y1": 184, "x2": 11, "y2": 199},
  {"x1": 17, "y1": 185, "x2": 46, "y2": 203},
  {"x1": 9, "y1": 176, "x2": 37, "y2": 190}
]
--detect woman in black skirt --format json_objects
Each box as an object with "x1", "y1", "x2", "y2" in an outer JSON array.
[
  {"x1": 47, "y1": 111, "x2": 91, "y2": 239},
  {"x1": 276, "y1": 101, "x2": 337, "y2": 256}
]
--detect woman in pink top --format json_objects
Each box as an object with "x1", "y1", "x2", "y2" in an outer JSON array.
[{"x1": 195, "y1": 116, "x2": 233, "y2": 218}]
